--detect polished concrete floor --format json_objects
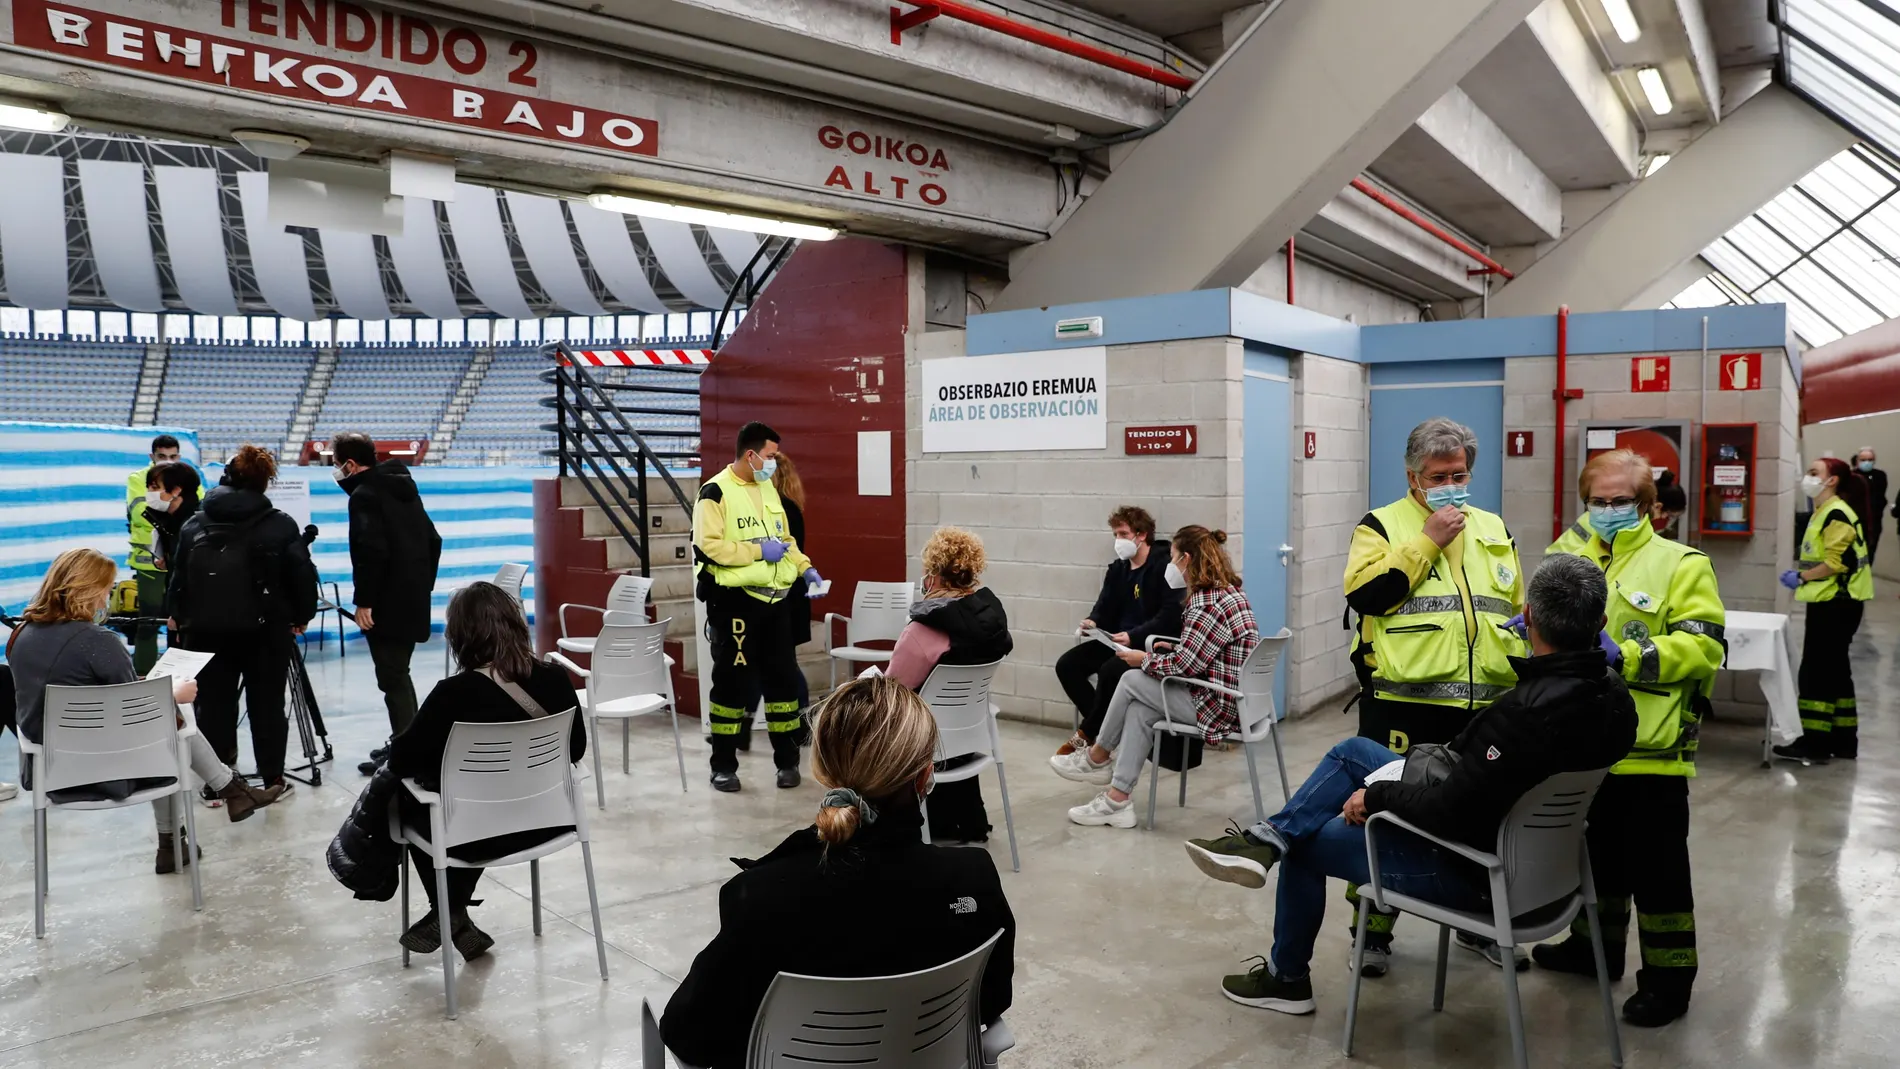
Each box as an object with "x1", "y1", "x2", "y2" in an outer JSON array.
[{"x1": 3, "y1": 603, "x2": 1898, "y2": 1068}]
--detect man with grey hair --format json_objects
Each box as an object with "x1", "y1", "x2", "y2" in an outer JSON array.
[
  {"x1": 1853, "y1": 447, "x2": 1887, "y2": 562},
  {"x1": 1331, "y1": 416, "x2": 1527, "y2": 974},
  {"x1": 1183, "y1": 553, "x2": 1636, "y2": 1017}
]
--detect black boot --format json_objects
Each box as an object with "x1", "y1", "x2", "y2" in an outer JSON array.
[
  {"x1": 1772, "y1": 736, "x2": 1832, "y2": 765},
  {"x1": 1533, "y1": 935, "x2": 1624, "y2": 981},
  {"x1": 1622, "y1": 986, "x2": 1690, "y2": 1027},
  {"x1": 711, "y1": 770, "x2": 741, "y2": 792}
]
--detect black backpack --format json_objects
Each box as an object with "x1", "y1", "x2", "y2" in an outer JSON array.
[{"x1": 185, "y1": 514, "x2": 270, "y2": 633}]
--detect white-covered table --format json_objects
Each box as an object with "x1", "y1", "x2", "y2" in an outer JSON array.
[{"x1": 1721, "y1": 610, "x2": 1800, "y2": 766}]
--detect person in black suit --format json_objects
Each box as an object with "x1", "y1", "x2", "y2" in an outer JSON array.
[
  {"x1": 1855, "y1": 447, "x2": 1888, "y2": 563},
  {"x1": 662, "y1": 676, "x2": 1016, "y2": 1069}
]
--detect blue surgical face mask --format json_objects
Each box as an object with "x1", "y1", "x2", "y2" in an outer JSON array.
[
  {"x1": 1590, "y1": 504, "x2": 1643, "y2": 537},
  {"x1": 754, "y1": 456, "x2": 777, "y2": 483},
  {"x1": 1860, "y1": 460, "x2": 1876, "y2": 473},
  {"x1": 1423, "y1": 484, "x2": 1470, "y2": 510}
]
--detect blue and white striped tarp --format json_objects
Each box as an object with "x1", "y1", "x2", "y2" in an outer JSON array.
[
  {"x1": 0, "y1": 421, "x2": 540, "y2": 641},
  {"x1": 0, "y1": 421, "x2": 202, "y2": 614}
]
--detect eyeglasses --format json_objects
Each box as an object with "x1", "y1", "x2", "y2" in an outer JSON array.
[
  {"x1": 1418, "y1": 471, "x2": 1472, "y2": 487},
  {"x1": 1586, "y1": 496, "x2": 1639, "y2": 510}
]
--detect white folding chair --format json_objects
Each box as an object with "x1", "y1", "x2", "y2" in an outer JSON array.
[
  {"x1": 1343, "y1": 768, "x2": 1623, "y2": 1069},
  {"x1": 22, "y1": 678, "x2": 204, "y2": 937},
  {"x1": 391, "y1": 709, "x2": 608, "y2": 1019},
  {"x1": 557, "y1": 573, "x2": 654, "y2": 656},
  {"x1": 824, "y1": 581, "x2": 915, "y2": 692},
  {"x1": 547, "y1": 618, "x2": 688, "y2": 805},
  {"x1": 918, "y1": 660, "x2": 1019, "y2": 872},
  {"x1": 447, "y1": 562, "x2": 530, "y2": 672},
  {"x1": 1145, "y1": 629, "x2": 1293, "y2": 830},
  {"x1": 640, "y1": 931, "x2": 1014, "y2": 1069}
]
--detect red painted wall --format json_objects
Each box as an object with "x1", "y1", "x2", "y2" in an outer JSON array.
[{"x1": 700, "y1": 238, "x2": 912, "y2": 618}]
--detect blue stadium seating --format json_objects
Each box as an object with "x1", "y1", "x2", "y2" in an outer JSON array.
[
  {"x1": 0, "y1": 338, "x2": 143, "y2": 425},
  {"x1": 157, "y1": 342, "x2": 309, "y2": 459}
]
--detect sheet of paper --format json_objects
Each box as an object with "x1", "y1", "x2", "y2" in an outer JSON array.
[
  {"x1": 811, "y1": 579, "x2": 833, "y2": 598},
  {"x1": 1363, "y1": 759, "x2": 1406, "y2": 785},
  {"x1": 1081, "y1": 627, "x2": 1132, "y2": 652},
  {"x1": 145, "y1": 647, "x2": 214, "y2": 683}
]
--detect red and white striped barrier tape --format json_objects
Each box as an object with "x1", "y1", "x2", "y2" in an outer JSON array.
[{"x1": 569, "y1": 348, "x2": 714, "y2": 366}]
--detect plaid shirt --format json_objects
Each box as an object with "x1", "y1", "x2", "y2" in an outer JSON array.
[{"x1": 1144, "y1": 585, "x2": 1259, "y2": 742}]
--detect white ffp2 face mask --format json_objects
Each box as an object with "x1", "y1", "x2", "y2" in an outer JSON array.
[
  {"x1": 144, "y1": 491, "x2": 166, "y2": 510},
  {"x1": 1800, "y1": 474, "x2": 1825, "y2": 500},
  {"x1": 1113, "y1": 538, "x2": 1138, "y2": 561},
  {"x1": 1164, "y1": 561, "x2": 1187, "y2": 589}
]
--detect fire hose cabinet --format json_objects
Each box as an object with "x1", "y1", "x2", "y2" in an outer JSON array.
[{"x1": 1700, "y1": 423, "x2": 1758, "y2": 537}]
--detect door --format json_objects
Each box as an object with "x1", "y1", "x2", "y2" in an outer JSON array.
[
  {"x1": 1243, "y1": 349, "x2": 1291, "y2": 716},
  {"x1": 1368, "y1": 360, "x2": 1505, "y2": 513}
]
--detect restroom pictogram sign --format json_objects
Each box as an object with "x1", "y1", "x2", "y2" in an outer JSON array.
[{"x1": 1507, "y1": 430, "x2": 1534, "y2": 457}]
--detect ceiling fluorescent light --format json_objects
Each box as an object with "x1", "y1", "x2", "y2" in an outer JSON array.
[
  {"x1": 0, "y1": 97, "x2": 68, "y2": 133},
  {"x1": 1637, "y1": 67, "x2": 1673, "y2": 115},
  {"x1": 1600, "y1": 0, "x2": 1641, "y2": 43},
  {"x1": 1644, "y1": 153, "x2": 1672, "y2": 177},
  {"x1": 586, "y1": 192, "x2": 840, "y2": 241}
]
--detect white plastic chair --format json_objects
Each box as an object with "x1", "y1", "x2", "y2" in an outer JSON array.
[
  {"x1": 824, "y1": 582, "x2": 915, "y2": 692},
  {"x1": 640, "y1": 931, "x2": 1014, "y2": 1068},
  {"x1": 1343, "y1": 767, "x2": 1623, "y2": 1069},
  {"x1": 447, "y1": 563, "x2": 529, "y2": 671},
  {"x1": 391, "y1": 709, "x2": 607, "y2": 1019},
  {"x1": 22, "y1": 678, "x2": 203, "y2": 937},
  {"x1": 557, "y1": 573, "x2": 654, "y2": 656},
  {"x1": 1143, "y1": 629, "x2": 1292, "y2": 831},
  {"x1": 918, "y1": 660, "x2": 1019, "y2": 872},
  {"x1": 546, "y1": 618, "x2": 688, "y2": 805}
]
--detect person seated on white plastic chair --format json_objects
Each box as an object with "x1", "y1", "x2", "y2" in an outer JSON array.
[
  {"x1": 7, "y1": 548, "x2": 282, "y2": 874},
  {"x1": 1179, "y1": 554, "x2": 1638, "y2": 1015},
  {"x1": 388, "y1": 581, "x2": 587, "y2": 962},
  {"x1": 1050, "y1": 526, "x2": 1258, "y2": 829},
  {"x1": 662, "y1": 676, "x2": 1016, "y2": 1069}
]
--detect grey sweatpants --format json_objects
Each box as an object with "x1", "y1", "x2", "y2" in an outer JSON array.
[
  {"x1": 153, "y1": 731, "x2": 233, "y2": 832},
  {"x1": 1098, "y1": 670, "x2": 1201, "y2": 794}
]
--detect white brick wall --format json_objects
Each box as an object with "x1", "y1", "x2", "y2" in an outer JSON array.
[
  {"x1": 907, "y1": 334, "x2": 1247, "y2": 727},
  {"x1": 1289, "y1": 354, "x2": 1368, "y2": 714}
]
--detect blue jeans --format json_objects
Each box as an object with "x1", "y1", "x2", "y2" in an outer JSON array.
[{"x1": 1252, "y1": 737, "x2": 1490, "y2": 980}]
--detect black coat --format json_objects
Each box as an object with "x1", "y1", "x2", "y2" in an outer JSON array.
[
  {"x1": 1087, "y1": 549, "x2": 1177, "y2": 645},
  {"x1": 389, "y1": 663, "x2": 587, "y2": 789},
  {"x1": 144, "y1": 493, "x2": 199, "y2": 571},
  {"x1": 1365, "y1": 650, "x2": 1638, "y2": 851},
  {"x1": 661, "y1": 803, "x2": 1015, "y2": 1069},
  {"x1": 783, "y1": 497, "x2": 812, "y2": 646},
  {"x1": 340, "y1": 460, "x2": 443, "y2": 644},
  {"x1": 327, "y1": 764, "x2": 403, "y2": 901},
  {"x1": 912, "y1": 587, "x2": 1014, "y2": 667},
  {"x1": 169, "y1": 484, "x2": 319, "y2": 635}
]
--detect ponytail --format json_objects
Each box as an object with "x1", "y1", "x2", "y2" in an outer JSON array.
[
  {"x1": 809, "y1": 676, "x2": 938, "y2": 848},
  {"x1": 1821, "y1": 457, "x2": 1872, "y2": 528}
]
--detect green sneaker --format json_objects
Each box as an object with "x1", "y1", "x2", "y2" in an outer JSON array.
[
  {"x1": 1221, "y1": 957, "x2": 1315, "y2": 1015},
  {"x1": 1185, "y1": 821, "x2": 1281, "y2": 889}
]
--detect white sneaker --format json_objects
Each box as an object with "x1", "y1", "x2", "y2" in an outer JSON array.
[
  {"x1": 1048, "y1": 750, "x2": 1112, "y2": 785},
  {"x1": 1068, "y1": 791, "x2": 1137, "y2": 828},
  {"x1": 0, "y1": 782, "x2": 17, "y2": 802},
  {"x1": 1352, "y1": 943, "x2": 1391, "y2": 978}
]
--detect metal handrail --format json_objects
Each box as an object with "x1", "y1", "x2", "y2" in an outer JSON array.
[
  {"x1": 544, "y1": 342, "x2": 698, "y2": 576},
  {"x1": 713, "y1": 237, "x2": 797, "y2": 343}
]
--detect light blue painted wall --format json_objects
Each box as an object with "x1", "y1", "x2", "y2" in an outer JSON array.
[
  {"x1": 1368, "y1": 362, "x2": 1506, "y2": 514},
  {"x1": 1243, "y1": 350, "x2": 1292, "y2": 717}
]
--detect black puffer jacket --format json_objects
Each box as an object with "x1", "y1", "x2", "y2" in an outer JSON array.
[
  {"x1": 327, "y1": 764, "x2": 404, "y2": 901},
  {"x1": 340, "y1": 460, "x2": 443, "y2": 644},
  {"x1": 912, "y1": 587, "x2": 1014, "y2": 668},
  {"x1": 169, "y1": 484, "x2": 318, "y2": 636}
]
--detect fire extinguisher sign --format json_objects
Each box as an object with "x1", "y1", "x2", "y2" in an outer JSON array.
[{"x1": 1719, "y1": 353, "x2": 1762, "y2": 391}]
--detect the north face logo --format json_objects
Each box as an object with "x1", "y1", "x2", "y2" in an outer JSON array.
[
  {"x1": 1486, "y1": 746, "x2": 1501, "y2": 761},
  {"x1": 949, "y1": 897, "x2": 977, "y2": 915}
]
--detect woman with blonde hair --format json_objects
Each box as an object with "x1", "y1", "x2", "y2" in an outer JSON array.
[
  {"x1": 8, "y1": 548, "x2": 282, "y2": 873},
  {"x1": 661, "y1": 676, "x2": 1016, "y2": 1069},
  {"x1": 1052, "y1": 525, "x2": 1259, "y2": 828}
]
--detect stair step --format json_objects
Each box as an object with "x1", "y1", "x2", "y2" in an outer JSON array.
[{"x1": 580, "y1": 503, "x2": 691, "y2": 539}]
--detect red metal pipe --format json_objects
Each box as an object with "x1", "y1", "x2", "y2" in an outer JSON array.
[
  {"x1": 1348, "y1": 177, "x2": 1516, "y2": 281},
  {"x1": 891, "y1": 2, "x2": 1195, "y2": 91},
  {"x1": 1286, "y1": 235, "x2": 1296, "y2": 306},
  {"x1": 1553, "y1": 305, "x2": 1574, "y2": 543}
]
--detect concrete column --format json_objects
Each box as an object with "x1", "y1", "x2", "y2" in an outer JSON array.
[
  {"x1": 1486, "y1": 86, "x2": 1854, "y2": 317},
  {"x1": 995, "y1": 0, "x2": 1548, "y2": 310}
]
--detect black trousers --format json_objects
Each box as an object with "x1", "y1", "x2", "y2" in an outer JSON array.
[
  {"x1": 1571, "y1": 774, "x2": 1697, "y2": 1000},
  {"x1": 401, "y1": 792, "x2": 571, "y2": 916},
  {"x1": 1055, "y1": 642, "x2": 1132, "y2": 739},
  {"x1": 190, "y1": 629, "x2": 292, "y2": 784},
  {"x1": 1798, "y1": 597, "x2": 1865, "y2": 758},
  {"x1": 1347, "y1": 692, "x2": 1482, "y2": 948},
  {"x1": 365, "y1": 630, "x2": 420, "y2": 737},
  {"x1": 1867, "y1": 521, "x2": 1883, "y2": 564},
  {"x1": 706, "y1": 593, "x2": 802, "y2": 774}
]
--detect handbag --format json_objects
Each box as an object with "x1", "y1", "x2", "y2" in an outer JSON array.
[
  {"x1": 1399, "y1": 742, "x2": 1459, "y2": 789},
  {"x1": 475, "y1": 667, "x2": 552, "y2": 718}
]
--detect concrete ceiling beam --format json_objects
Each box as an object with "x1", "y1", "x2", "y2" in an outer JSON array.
[
  {"x1": 994, "y1": 0, "x2": 1547, "y2": 310},
  {"x1": 1374, "y1": 87, "x2": 1564, "y2": 246},
  {"x1": 1485, "y1": 85, "x2": 1853, "y2": 317}
]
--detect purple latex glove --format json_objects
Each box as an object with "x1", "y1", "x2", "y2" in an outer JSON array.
[
  {"x1": 1779, "y1": 568, "x2": 1802, "y2": 590},
  {"x1": 760, "y1": 538, "x2": 787, "y2": 564},
  {"x1": 1598, "y1": 630, "x2": 1624, "y2": 669},
  {"x1": 803, "y1": 568, "x2": 825, "y2": 597},
  {"x1": 1504, "y1": 613, "x2": 1528, "y2": 639}
]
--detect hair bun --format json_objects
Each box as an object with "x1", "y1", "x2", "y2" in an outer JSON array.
[{"x1": 1212, "y1": 529, "x2": 1228, "y2": 544}]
